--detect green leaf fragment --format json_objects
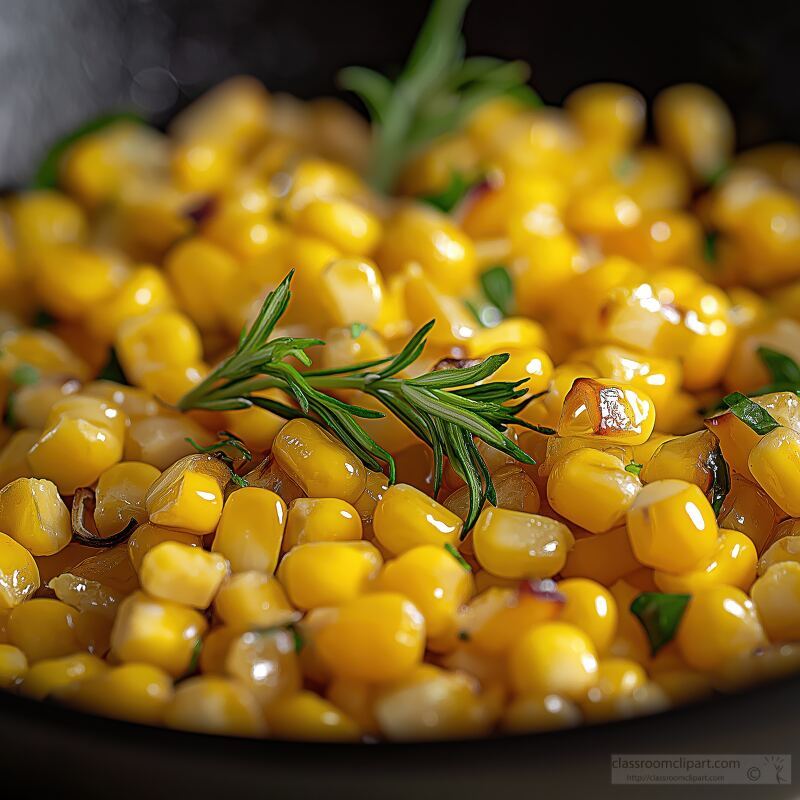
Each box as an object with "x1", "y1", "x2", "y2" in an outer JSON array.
[
  {"x1": 630, "y1": 592, "x2": 691, "y2": 654},
  {"x1": 722, "y1": 392, "x2": 781, "y2": 436},
  {"x1": 624, "y1": 462, "x2": 643, "y2": 475},
  {"x1": 11, "y1": 363, "x2": 40, "y2": 387},
  {"x1": 349, "y1": 322, "x2": 368, "y2": 339},
  {"x1": 444, "y1": 542, "x2": 472, "y2": 572},
  {"x1": 479, "y1": 265, "x2": 514, "y2": 317}
]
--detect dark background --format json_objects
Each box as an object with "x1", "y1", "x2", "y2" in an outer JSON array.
[{"x1": 0, "y1": 0, "x2": 799, "y2": 185}]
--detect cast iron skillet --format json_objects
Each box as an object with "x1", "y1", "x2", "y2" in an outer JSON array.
[{"x1": 0, "y1": 1, "x2": 799, "y2": 797}]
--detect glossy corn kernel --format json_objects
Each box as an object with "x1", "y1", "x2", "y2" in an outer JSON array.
[
  {"x1": 750, "y1": 562, "x2": 800, "y2": 643},
  {"x1": 0, "y1": 643, "x2": 27, "y2": 687},
  {"x1": 547, "y1": 448, "x2": 641, "y2": 533},
  {"x1": 127, "y1": 522, "x2": 202, "y2": 573},
  {"x1": 124, "y1": 414, "x2": 214, "y2": 471},
  {"x1": 748, "y1": 426, "x2": 800, "y2": 516},
  {"x1": 213, "y1": 571, "x2": 295, "y2": 629},
  {"x1": 373, "y1": 484, "x2": 460, "y2": 556},
  {"x1": 318, "y1": 258, "x2": 386, "y2": 328},
  {"x1": 510, "y1": 622, "x2": 599, "y2": 699},
  {"x1": 445, "y1": 466, "x2": 540, "y2": 522},
  {"x1": 654, "y1": 529, "x2": 757, "y2": 594},
  {"x1": 581, "y1": 657, "x2": 649, "y2": 722},
  {"x1": 266, "y1": 691, "x2": 361, "y2": 741},
  {"x1": 502, "y1": 693, "x2": 582, "y2": 733},
  {"x1": 561, "y1": 526, "x2": 640, "y2": 586},
  {"x1": 139, "y1": 541, "x2": 229, "y2": 608},
  {"x1": 272, "y1": 419, "x2": 365, "y2": 503},
  {"x1": 481, "y1": 347, "x2": 554, "y2": 398},
  {"x1": 278, "y1": 541, "x2": 382, "y2": 609},
  {"x1": 165, "y1": 676, "x2": 266, "y2": 737},
  {"x1": 0, "y1": 532, "x2": 40, "y2": 608},
  {"x1": 110, "y1": 590, "x2": 207, "y2": 677},
  {"x1": 212, "y1": 487, "x2": 287, "y2": 574},
  {"x1": 9, "y1": 190, "x2": 87, "y2": 256},
  {"x1": 0, "y1": 429, "x2": 40, "y2": 487},
  {"x1": 639, "y1": 429, "x2": 718, "y2": 493},
  {"x1": 316, "y1": 592, "x2": 425, "y2": 682},
  {"x1": 145, "y1": 454, "x2": 229, "y2": 534},
  {"x1": 558, "y1": 378, "x2": 655, "y2": 446},
  {"x1": 221, "y1": 389, "x2": 293, "y2": 453},
  {"x1": 558, "y1": 578, "x2": 617, "y2": 654},
  {"x1": 94, "y1": 462, "x2": 161, "y2": 537},
  {"x1": 0, "y1": 478, "x2": 71, "y2": 556},
  {"x1": 0, "y1": 328, "x2": 89, "y2": 382},
  {"x1": 204, "y1": 211, "x2": 288, "y2": 261},
  {"x1": 19, "y1": 652, "x2": 107, "y2": 701},
  {"x1": 7, "y1": 598, "x2": 81, "y2": 662},
  {"x1": 294, "y1": 197, "x2": 381, "y2": 256},
  {"x1": 565, "y1": 83, "x2": 645, "y2": 149},
  {"x1": 759, "y1": 535, "x2": 800, "y2": 576},
  {"x1": 379, "y1": 545, "x2": 474, "y2": 639},
  {"x1": 472, "y1": 508, "x2": 573, "y2": 579},
  {"x1": 57, "y1": 662, "x2": 174, "y2": 725},
  {"x1": 676, "y1": 586, "x2": 766, "y2": 672},
  {"x1": 626, "y1": 479, "x2": 718, "y2": 572},
  {"x1": 283, "y1": 497, "x2": 362, "y2": 550},
  {"x1": 224, "y1": 628, "x2": 302, "y2": 707},
  {"x1": 465, "y1": 318, "x2": 547, "y2": 359}
]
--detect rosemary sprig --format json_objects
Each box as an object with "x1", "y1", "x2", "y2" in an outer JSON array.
[
  {"x1": 178, "y1": 273, "x2": 549, "y2": 534},
  {"x1": 338, "y1": 0, "x2": 532, "y2": 191}
]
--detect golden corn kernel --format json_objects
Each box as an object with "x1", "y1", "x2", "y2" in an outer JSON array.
[
  {"x1": 0, "y1": 532, "x2": 40, "y2": 609},
  {"x1": 203, "y1": 211, "x2": 288, "y2": 261},
  {"x1": 445, "y1": 465, "x2": 540, "y2": 522},
  {"x1": 94, "y1": 461, "x2": 161, "y2": 537},
  {"x1": 124, "y1": 414, "x2": 213, "y2": 471},
  {"x1": 626, "y1": 479, "x2": 718, "y2": 572},
  {"x1": 212, "y1": 487, "x2": 287, "y2": 573},
  {"x1": 472, "y1": 508, "x2": 573, "y2": 579},
  {"x1": 580, "y1": 657, "x2": 648, "y2": 722},
  {"x1": 561, "y1": 526, "x2": 640, "y2": 586},
  {"x1": 502, "y1": 693, "x2": 582, "y2": 733},
  {"x1": 295, "y1": 197, "x2": 381, "y2": 256},
  {"x1": 265, "y1": 691, "x2": 361, "y2": 741},
  {"x1": 465, "y1": 318, "x2": 547, "y2": 358},
  {"x1": 748, "y1": 426, "x2": 800, "y2": 516},
  {"x1": 373, "y1": 483, "x2": 462, "y2": 555},
  {"x1": 221, "y1": 388, "x2": 292, "y2": 453},
  {"x1": 750, "y1": 562, "x2": 800, "y2": 643},
  {"x1": 318, "y1": 258, "x2": 386, "y2": 328},
  {"x1": 7, "y1": 598, "x2": 81, "y2": 662},
  {"x1": 565, "y1": 83, "x2": 645, "y2": 149},
  {"x1": 283, "y1": 497, "x2": 362, "y2": 550},
  {"x1": 717, "y1": 474, "x2": 779, "y2": 555},
  {"x1": 0, "y1": 429, "x2": 41, "y2": 487},
  {"x1": 558, "y1": 578, "x2": 618, "y2": 654},
  {"x1": 0, "y1": 478, "x2": 71, "y2": 556},
  {"x1": 214, "y1": 571, "x2": 296, "y2": 629},
  {"x1": 110, "y1": 590, "x2": 207, "y2": 677},
  {"x1": 0, "y1": 643, "x2": 28, "y2": 687},
  {"x1": 127, "y1": 522, "x2": 202, "y2": 572},
  {"x1": 759, "y1": 535, "x2": 800, "y2": 576},
  {"x1": 9, "y1": 190, "x2": 87, "y2": 256},
  {"x1": 19, "y1": 652, "x2": 107, "y2": 701}
]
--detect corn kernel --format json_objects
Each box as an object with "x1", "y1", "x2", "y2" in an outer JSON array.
[
  {"x1": 759, "y1": 535, "x2": 800, "y2": 576},
  {"x1": 19, "y1": 652, "x2": 107, "y2": 701},
  {"x1": 265, "y1": 691, "x2": 361, "y2": 741},
  {"x1": 124, "y1": 414, "x2": 213, "y2": 471},
  {"x1": 748, "y1": 426, "x2": 800, "y2": 516},
  {"x1": 558, "y1": 578, "x2": 617, "y2": 654},
  {"x1": 0, "y1": 478, "x2": 71, "y2": 556},
  {"x1": 561, "y1": 526, "x2": 640, "y2": 586},
  {"x1": 295, "y1": 197, "x2": 381, "y2": 256},
  {"x1": 580, "y1": 657, "x2": 648, "y2": 722},
  {"x1": 565, "y1": 83, "x2": 645, "y2": 149},
  {"x1": 94, "y1": 461, "x2": 160, "y2": 537},
  {"x1": 283, "y1": 497, "x2": 362, "y2": 550},
  {"x1": 318, "y1": 257, "x2": 386, "y2": 327},
  {"x1": 140, "y1": 541, "x2": 228, "y2": 608},
  {"x1": 7, "y1": 598, "x2": 81, "y2": 662},
  {"x1": 502, "y1": 693, "x2": 582, "y2": 732},
  {"x1": 214, "y1": 571, "x2": 296, "y2": 629},
  {"x1": 750, "y1": 562, "x2": 800, "y2": 643},
  {"x1": 0, "y1": 532, "x2": 40, "y2": 608}
]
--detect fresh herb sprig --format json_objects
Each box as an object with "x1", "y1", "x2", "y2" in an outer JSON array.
[
  {"x1": 178, "y1": 272, "x2": 549, "y2": 534},
  {"x1": 338, "y1": 0, "x2": 533, "y2": 191}
]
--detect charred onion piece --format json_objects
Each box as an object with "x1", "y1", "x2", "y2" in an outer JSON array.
[{"x1": 71, "y1": 487, "x2": 138, "y2": 548}]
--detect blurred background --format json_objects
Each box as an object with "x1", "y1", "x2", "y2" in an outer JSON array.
[{"x1": 0, "y1": 0, "x2": 798, "y2": 185}]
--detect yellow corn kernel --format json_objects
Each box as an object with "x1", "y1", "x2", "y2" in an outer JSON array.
[
  {"x1": 265, "y1": 691, "x2": 360, "y2": 741},
  {"x1": 0, "y1": 328, "x2": 89, "y2": 382},
  {"x1": 561, "y1": 526, "x2": 640, "y2": 586},
  {"x1": 0, "y1": 478, "x2": 71, "y2": 556},
  {"x1": 272, "y1": 419, "x2": 365, "y2": 503},
  {"x1": 0, "y1": 643, "x2": 27, "y2": 687},
  {"x1": 9, "y1": 190, "x2": 87, "y2": 256},
  {"x1": 19, "y1": 652, "x2": 106, "y2": 701},
  {"x1": 719, "y1": 473, "x2": 785, "y2": 552},
  {"x1": 125, "y1": 414, "x2": 214, "y2": 471},
  {"x1": 547, "y1": 448, "x2": 641, "y2": 533},
  {"x1": 7, "y1": 598, "x2": 81, "y2": 662},
  {"x1": 626, "y1": 479, "x2": 718, "y2": 572},
  {"x1": 458, "y1": 583, "x2": 564, "y2": 655},
  {"x1": 294, "y1": 197, "x2": 381, "y2": 256},
  {"x1": 759, "y1": 535, "x2": 800, "y2": 576},
  {"x1": 654, "y1": 84, "x2": 734, "y2": 183},
  {"x1": 480, "y1": 347, "x2": 553, "y2": 398},
  {"x1": 652, "y1": 668, "x2": 714, "y2": 705},
  {"x1": 715, "y1": 644, "x2": 800, "y2": 693},
  {"x1": 558, "y1": 378, "x2": 655, "y2": 446},
  {"x1": 465, "y1": 318, "x2": 548, "y2": 359},
  {"x1": 510, "y1": 622, "x2": 599, "y2": 699},
  {"x1": 110, "y1": 590, "x2": 207, "y2": 677},
  {"x1": 565, "y1": 83, "x2": 645, "y2": 149},
  {"x1": 283, "y1": 497, "x2": 361, "y2": 551},
  {"x1": 214, "y1": 571, "x2": 295, "y2": 629},
  {"x1": 0, "y1": 532, "x2": 40, "y2": 608},
  {"x1": 352, "y1": 469, "x2": 389, "y2": 529},
  {"x1": 127, "y1": 522, "x2": 201, "y2": 573},
  {"x1": 197, "y1": 626, "x2": 239, "y2": 674},
  {"x1": 580, "y1": 657, "x2": 648, "y2": 722},
  {"x1": 379, "y1": 545, "x2": 474, "y2": 639},
  {"x1": 0, "y1": 429, "x2": 40, "y2": 486},
  {"x1": 377, "y1": 205, "x2": 477, "y2": 294},
  {"x1": 139, "y1": 541, "x2": 228, "y2": 609},
  {"x1": 558, "y1": 578, "x2": 618, "y2": 654},
  {"x1": 502, "y1": 693, "x2": 582, "y2": 733},
  {"x1": 316, "y1": 592, "x2": 425, "y2": 682},
  {"x1": 748, "y1": 426, "x2": 800, "y2": 516},
  {"x1": 318, "y1": 258, "x2": 386, "y2": 327},
  {"x1": 278, "y1": 541, "x2": 382, "y2": 609},
  {"x1": 750, "y1": 562, "x2": 800, "y2": 643},
  {"x1": 212, "y1": 487, "x2": 287, "y2": 574},
  {"x1": 145, "y1": 454, "x2": 229, "y2": 534},
  {"x1": 639, "y1": 429, "x2": 718, "y2": 493},
  {"x1": 445, "y1": 465, "x2": 540, "y2": 522},
  {"x1": 203, "y1": 211, "x2": 287, "y2": 261},
  {"x1": 94, "y1": 462, "x2": 160, "y2": 537},
  {"x1": 224, "y1": 627, "x2": 302, "y2": 707},
  {"x1": 86, "y1": 266, "x2": 175, "y2": 343},
  {"x1": 566, "y1": 182, "x2": 642, "y2": 236},
  {"x1": 164, "y1": 237, "x2": 239, "y2": 330},
  {"x1": 676, "y1": 585, "x2": 766, "y2": 671},
  {"x1": 56, "y1": 662, "x2": 174, "y2": 725},
  {"x1": 242, "y1": 457, "x2": 305, "y2": 505},
  {"x1": 326, "y1": 678, "x2": 380, "y2": 735},
  {"x1": 373, "y1": 483, "x2": 462, "y2": 555},
  {"x1": 537, "y1": 434, "x2": 631, "y2": 481},
  {"x1": 472, "y1": 508, "x2": 573, "y2": 579},
  {"x1": 654, "y1": 529, "x2": 757, "y2": 593},
  {"x1": 164, "y1": 676, "x2": 266, "y2": 737},
  {"x1": 220, "y1": 388, "x2": 292, "y2": 454}
]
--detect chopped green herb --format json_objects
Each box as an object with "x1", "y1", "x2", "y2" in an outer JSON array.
[
  {"x1": 706, "y1": 444, "x2": 730, "y2": 516},
  {"x1": 757, "y1": 346, "x2": 800, "y2": 387},
  {"x1": 630, "y1": 592, "x2": 691, "y2": 654},
  {"x1": 32, "y1": 309, "x2": 57, "y2": 329},
  {"x1": 96, "y1": 348, "x2": 129, "y2": 385},
  {"x1": 349, "y1": 322, "x2": 368, "y2": 339},
  {"x1": 479, "y1": 265, "x2": 514, "y2": 317},
  {"x1": 613, "y1": 155, "x2": 636, "y2": 181},
  {"x1": 444, "y1": 542, "x2": 472, "y2": 572},
  {"x1": 11, "y1": 363, "x2": 40, "y2": 387},
  {"x1": 624, "y1": 461, "x2": 643, "y2": 476},
  {"x1": 420, "y1": 172, "x2": 478, "y2": 214},
  {"x1": 177, "y1": 638, "x2": 203, "y2": 682},
  {"x1": 457, "y1": 630, "x2": 471, "y2": 641},
  {"x1": 186, "y1": 432, "x2": 253, "y2": 487},
  {"x1": 505, "y1": 84, "x2": 543, "y2": 108},
  {"x1": 722, "y1": 392, "x2": 781, "y2": 436},
  {"x1": 703, "y1": 231, "x2": 719, "y2": 264}
]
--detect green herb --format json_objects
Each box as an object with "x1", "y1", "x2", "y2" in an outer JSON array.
[
  {"x1": 186, "y1": 432, "x2": 253, "y2": 487},
  {"x1": 722, "y1": 392, "x2": 781, "y2": 436},
  {"x1": 96, "y1": 348, "x2": 129, "y2": 385},
  {"x1": 703, "y1": 231, "x2": 719, "y2": 264},
  {"x1": 338, "y1": 0, "x2": 530, "y2": 191},
  {"x1": 421, "y1": 172, "x2": 479, "y2": 213},
  {"x1": 624, "y1": 461, "x2": 643, "y2": 476},
  {"x1": 612, "y1": 155, "x2": 636, "y2": 182},
  {"x1": 177, "y1": 638, "x2": 203, "y2": 682},
  {"x1": 457, "y1": 630, "x2": 471, "y2": 641},
  {"x1": 349, "y1": 322, "x2": 368, "y2": 339},
  {"x1": 32, "y1": 309, "x2": 57, "y2": 329},
  {"x1": 480, "y1": 265, "x2": 514, "y2": 317},
  {"x1": 32, "y1": 111, "x2": 144, "y2": 189},
  {"x1": 444, "y1": 542, "x2": 472, "y2": 571},
  {"x1": 178, "y1": 272, "x2": 547, "y2": 535},
  {"x1": 757, "y1": 346, "x2": 800, "y2": 388},
  {"x1": 10, "y1": 363, "x2": 40, "y2": 387},
  {"x1": 706, "y1": 444, "x2": 730, "y2": 516},
  {"x1": 505, "y1": 84, "x2": 543, "y2": 108},
  {"x1": 630, "y1": 592, "x2": 691, "y2": 654}
]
